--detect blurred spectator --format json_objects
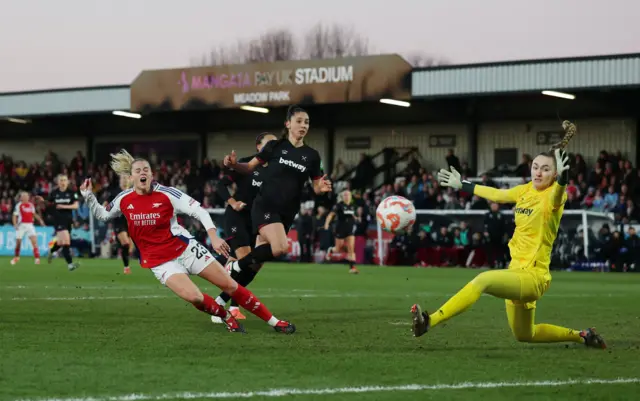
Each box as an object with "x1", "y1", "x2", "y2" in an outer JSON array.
[
  {"x1": 354, "y1": 206, "x2": 371, "y2": 264},
  {"x1": 1, "y1": 145, "x2": 638, "y2": 272},
  {"x1": 484, "y1": 203, "x2": 507, "y2": 269},
  {"x1": 445, "y1": 149, "x2": 461, "y2": 172},
  {"x1": 296, "y1": 207, "x2": 314, "y2": 263}
]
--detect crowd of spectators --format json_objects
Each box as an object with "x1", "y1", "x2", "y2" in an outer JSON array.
[
  {"x1": 329, "y1": 148, "x2": 640, "y2": 271},
  {"x1": 1, "y1": 146, "x2": 638, "y2": 272}
]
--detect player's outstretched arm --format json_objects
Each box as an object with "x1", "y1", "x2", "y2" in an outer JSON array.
[
  {"x1": 438, "y1": 166, "x2": 520, "y2": 204},
  {"x1": 79, "y1": 178, "x2": 122, "y2": 221},
  {"x1": 166, "y1": 187, "x2": 231, "y2": 258},
  {"x1": 310, "y1": 154, "x2": 331, "y2": 195},
  {"x1": 551, "y1": 149, "x2": 570, "y2": 208},
  {"x1": 313, "y1": 175, "x2": 332, "y2": 195},
  {"x1": 223, "y1": 150, "x2": 262, "y2": 175}
]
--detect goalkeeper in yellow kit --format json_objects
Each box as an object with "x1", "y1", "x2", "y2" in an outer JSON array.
[{"x1": 410, "y1": 123, "x2": 606, "y2": 349}]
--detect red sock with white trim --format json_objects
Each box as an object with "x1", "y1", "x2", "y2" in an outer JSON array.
[
  {"x1": 194, "y1": 293, "x2": 227, "y2": 318},
  {"x1": 33, "y1": 247, "x2": 40, "y2": 258},
  {"x1": 14, "y1": 244, "x2": 20, "y2": 257},
  {"x1": 230, "y1": 285, "x2": 279, "y2": 326}
]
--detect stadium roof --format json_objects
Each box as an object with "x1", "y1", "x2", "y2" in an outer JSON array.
[
  {"x1": 1, "y1": 52, "x2": 640, "y2": 118},
  {"x1": 412, "y1": 52, "x2": 640, "y2": 98}
]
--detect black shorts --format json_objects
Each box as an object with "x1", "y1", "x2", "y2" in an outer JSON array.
[
  {"x1": 54, "y1": 219, "x2": 72, "y2": 233},
  {"x1": 224, "y1": 207, "x2": 253, "y2": 253},
  {"x1": 251, "y1": 196, "x2": 296, "y2": 235},
  {"x1": 335, "y1": 221, "x2": 356, "y2": 239},
  {"x1": 114, "y1": 217, "x2": 128, "y2": 235}
]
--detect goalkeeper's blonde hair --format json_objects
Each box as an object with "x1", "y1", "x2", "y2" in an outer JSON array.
[
  {"x1": 549, "y1": 120, "x2": 577, "y2": 151},
  {"x1": 537, "y1": 120, "x2": 577, "y2": 168},
  {"x1": 110, "y1": 149, "x2": 148, "y2": 177}
]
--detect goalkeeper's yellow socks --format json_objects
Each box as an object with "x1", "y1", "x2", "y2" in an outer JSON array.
[{"x1": 429, "y1": 282, "x2": 483, "y2": 328}]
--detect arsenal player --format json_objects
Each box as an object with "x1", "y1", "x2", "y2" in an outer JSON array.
[
  {"x1": 11, "y1": 192, "x2": 45, "y2": 265},
  {"x1": 79, "y1": 149, "x2": 295, "y2": 334}
]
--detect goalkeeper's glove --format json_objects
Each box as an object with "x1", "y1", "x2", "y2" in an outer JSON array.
[
  {"x1": 554, "y1": 149, "x2": 570, "y2": 186},
  {"x1": 437, "y1": 166, "x2": 462, "y2": 190}
]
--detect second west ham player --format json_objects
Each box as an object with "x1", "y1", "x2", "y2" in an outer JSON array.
[
  {"x1": 214, "y1": 132, "x2": 276, "y2": 321},
  {"x1": 324, "y1": 190, "x2": 359, "y2": 274},
  {"x1": 80, "y1": 149, "x2": 295, "y2": 334},
  {"x1": 38, "y1": 174, "x2": 79, "y2": 271},
  {"x1": 10, "y1": 192, "x2": 45, "y2": 265},
  {"x1": 223, "y1": 105, "x2": 332, "y2": 286}
]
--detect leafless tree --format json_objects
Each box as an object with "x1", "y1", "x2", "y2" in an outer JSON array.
[
  {"x1": 194, "y1": 24, "x2": 448, "y2": 67},
  {"x1": 191, "y1": 43, "x2": 244, "y2": 66},
  {"x1": 303, "y1": 23, "x2": 370, "y2": 59},
  {"x1": 245, "y1": 29, "x2": 298, "y2": 63},
  {"x1": 404, "y1": 52, "x2": 450, "y2": 67}
]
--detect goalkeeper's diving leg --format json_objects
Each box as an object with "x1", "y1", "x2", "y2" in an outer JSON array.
[{"x1": 410, "y1": 269, "x2": 606, "y2": 348}]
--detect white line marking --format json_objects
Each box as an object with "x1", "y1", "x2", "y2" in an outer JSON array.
[
  {"x1": 3, "y1": 285, "x2": 639, "y2": 300},
  {"x1": 4, "y1": 295, "x2": 171, "y2": 301},
  {"x1": 0, "y1": 293, "x2": 382, "y2": 302},
  {"x1": 13, "y1": 378, "x2": 640, "y2": 401},
  {"x1": 0, "y1": 291, "x2": 633, "y2": 302},
  {"x1": 3, "y1": 285, "x2": 159, "y2": 290}
]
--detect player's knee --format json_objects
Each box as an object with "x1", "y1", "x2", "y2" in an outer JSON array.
[
  {"x1": 511, "y1": 329, "x2": 534, "y2": 343},
  {"x1": 219, "y1": 277, "x2": 238, "y2": 294},
  {"x1": 184, "y1": 290, "x2": 204, "y2": 305},
  {"x1": 271, "y1": 242, "x2": 288, "y2": 257},
  {"x1": 470, "y1": 270, "x2": 492, "y2": 290}
]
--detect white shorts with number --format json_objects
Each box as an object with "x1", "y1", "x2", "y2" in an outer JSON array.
[
  {"x1": 151, "y1": 239, "x2": 215, "y2": 286},
  {"x1": 16, "y1": 223, "x2": 37, "y2": 240}
]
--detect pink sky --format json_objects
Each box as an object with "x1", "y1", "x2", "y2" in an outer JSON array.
[{"x1": 1, "y1": 0, "x2": 638, "y2": 92}]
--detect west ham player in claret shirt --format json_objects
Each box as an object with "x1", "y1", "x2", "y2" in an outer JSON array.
[
  {"x1": 223, "y1": 105, "x2": 332, "y2": 287},
  {"x1": 80, "y1": 149, "x2": 296, "y2": 334},
  {"x1": 213, "y1": 132, "x2": 277, "y2": 322},
  {"x1": 11, "y1": 191, "x2": 45, "y2": 265}
]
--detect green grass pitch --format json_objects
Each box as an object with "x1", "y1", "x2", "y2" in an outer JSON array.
[{"x1": 1, "y1": 257, "x2": 639, "y2": 401}]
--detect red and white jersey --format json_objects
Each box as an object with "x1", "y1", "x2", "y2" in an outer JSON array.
[
  {"x1": 88, "y1": 184, "x2": 215, "y2": 268},
  {"x1": 13, "y1": 201, "x2": 36, "y2": 224}
]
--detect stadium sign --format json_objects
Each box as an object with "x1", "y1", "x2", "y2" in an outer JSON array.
[{"x1": 130, "y1": 54, "x2": 412, "y2": 112}]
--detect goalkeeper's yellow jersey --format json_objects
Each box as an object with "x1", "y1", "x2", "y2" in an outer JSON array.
[{"x1": 473, "y1": 181, "x2": 567, "y2": 277}]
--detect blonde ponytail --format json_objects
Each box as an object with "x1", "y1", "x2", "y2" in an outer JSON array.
[
  {"x1": 549, "y1": 120, "x2": 577, "y2": 151},
  {"x1": 110, "y1": 149, "x2": 136, "y2": 177}
]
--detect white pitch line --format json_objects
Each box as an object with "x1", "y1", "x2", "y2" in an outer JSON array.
[
  {"x1": 12, "y1": 377, "x2": 640, "y2": 401},
  {"x1": 4, "y1": 295, "x2": 171, "y2": 301},
  {"x1": 0, "y1": 293, "x2": 375, "y2": 302},
  {"x1": 0, "y1": 292, "x2": 632, "y2": 302}
]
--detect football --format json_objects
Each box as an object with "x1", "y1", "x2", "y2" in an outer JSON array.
[{"x1": 376, "y1": 195, "x2": 416, "y2": 233}]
